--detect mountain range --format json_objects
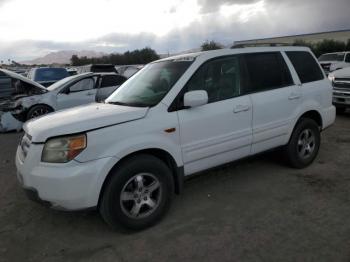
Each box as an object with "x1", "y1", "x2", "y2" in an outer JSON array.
[{"x1": 20, "y1": 50, "x2": 105, "y2": 65}]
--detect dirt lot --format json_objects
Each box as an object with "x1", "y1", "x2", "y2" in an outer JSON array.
[{"x1": 0, "y1": 114, "x2": 350, "y2": 262}]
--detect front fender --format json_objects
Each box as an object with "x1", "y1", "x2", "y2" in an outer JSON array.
[{"x1": 75, "y1": 111, "x2": 183, "y2": 167}]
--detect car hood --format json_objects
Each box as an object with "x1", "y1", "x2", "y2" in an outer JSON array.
[
  {"x1": 0, "y1": 69, "x2": 47, "y2": 91},
  {"x1": 24, "y1": 103, "x2": 149, "y2": 142},
  {"x1": 331, "y1": 67, "x2": 350, "y2": 78}
]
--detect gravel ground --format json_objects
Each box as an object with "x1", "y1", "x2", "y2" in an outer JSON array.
[{"x1": 0, "y1": 114, "x2": 350, "y2": 262}]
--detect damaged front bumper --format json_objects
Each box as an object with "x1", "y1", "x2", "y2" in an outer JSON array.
[
  {"x1": 0, "y1": 98, "x2": 27, "y2": 132},
  {"x1": 0, "y1": 97, "x2": 29, "y2": 121}
]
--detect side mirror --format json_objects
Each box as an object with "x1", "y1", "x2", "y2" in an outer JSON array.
[{"x1": 184, "y1": 90, "x2": 208, "y2": 108}]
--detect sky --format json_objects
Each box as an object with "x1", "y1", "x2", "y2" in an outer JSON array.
[{"x1": 0, "y1": 0, "x2": 349, "y2": 61}]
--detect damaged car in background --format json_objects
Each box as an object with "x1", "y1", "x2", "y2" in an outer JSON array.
[
  {"x1": 0, "y1": 69, "x2": 126, "y2": 132},
  {"x1": 27, "y1": 67, "x2": 70, "y2": 87}
]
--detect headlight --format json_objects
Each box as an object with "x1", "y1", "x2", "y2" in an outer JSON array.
[{"x1": 42, "y1": 134, "x2": 87, "y2": 163}]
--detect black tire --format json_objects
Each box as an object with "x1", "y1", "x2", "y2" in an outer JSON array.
[
  {"x1": 100, "y1": 154, "x2": 174, "y2": 231},
  {"x1": 26, "y1": 105, "x2": 54, "y2": 120},
  {"x1": 336, "y1": 107, "x2": 346, "y2": 114},
  {"x1": 284, "y1": 118, "x2": 321, "y2": 169}
]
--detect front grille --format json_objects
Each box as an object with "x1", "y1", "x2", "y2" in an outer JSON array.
[
  {"x1": 334, "y1": 78, "x2": 350, "y2": 90},
  {"x1": 20, "y1": 133, "x2": 32, "y2": 160}
]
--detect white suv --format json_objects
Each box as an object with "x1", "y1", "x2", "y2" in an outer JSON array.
[{"x1": 16, "y1": 47, "x2": 335, "y2": 230}]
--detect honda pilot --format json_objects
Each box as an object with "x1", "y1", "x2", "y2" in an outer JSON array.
[{"x1": 16, "y1": 47, "x2": 335, "y2": 230}]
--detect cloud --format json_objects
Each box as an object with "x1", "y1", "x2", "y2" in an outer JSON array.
[
  {"x1": 1, "y1": 0, "x2": 349, "y2": 62},
  {"x1": 198, "y1": 0, "x2": 259, "y2": 13},
  {"x1": 0, "y1": 0, "x2": 10, "y2": 6}
]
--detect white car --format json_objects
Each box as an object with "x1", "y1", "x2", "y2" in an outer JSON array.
[
  {"x1": 16, "y1": 47, "x2": 335, "y2": 230},
  {"x1": 0, "y1": 70, "x2": 126, "y2": 122},
  {"x1": 328, "y1": 67, "x2": 350, "y2": 113},
  {"x1": 318, "y1": 51, "x2": 350, "y2": 74}
]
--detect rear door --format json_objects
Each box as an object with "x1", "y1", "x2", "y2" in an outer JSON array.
[
  {"x1": 177, "y1": 55, "x2": 253, "y2": 175},
  {"x1": 56, "y1": 77, "x2": 96, "y2": 110},
  {"x1": 241, "y1": 52, "x2": 301, "y2": 154},
  {"x1": 285, "y1": 51, "x2": 328, "y2": 114}
]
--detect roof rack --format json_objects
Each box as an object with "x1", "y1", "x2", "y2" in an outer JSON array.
[{"x1": 231, "y1": 42, "x2": 291, "y2": 48}]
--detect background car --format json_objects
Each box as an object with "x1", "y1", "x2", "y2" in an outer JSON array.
[
  {"x1": 0, "y1": 70, "x2": 12, "y2": 99},
  {"x1": 27, "y1": 67, "x2": 69, "y2": 87},
  {"x1": 0, "y1": 69, "x2": 127, "y2": 123},
  {"x1": 328, "y1": 67, "x2": 350, "y2": 113},
  {"x1": 318, "y1": 51, "x2": 350, "y2": 74},
  {"x1": 67, "y1": 68, "x2": 78, "y2": 76},
  {"x1": 76, "y1": 64, "x2": 117, "y2": 74}
]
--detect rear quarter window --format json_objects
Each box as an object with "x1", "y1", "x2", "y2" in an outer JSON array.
[{"x1": 286, "y1": 51, "x2": 324, "y2": 84}]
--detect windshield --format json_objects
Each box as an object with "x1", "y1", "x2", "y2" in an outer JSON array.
[
  {"x1": 34, "y1": 68, "x2": 69, "y2": 82},
  {"x1": 106, "y1": 60, "x2": 193, "y2": 107},
  {"x1": 318, "y1": 53, "x2": 345, "y2": 62}
]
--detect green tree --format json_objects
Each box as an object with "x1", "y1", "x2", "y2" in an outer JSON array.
[
  {"x1": 292, "y1": 39, "x2": 350, "y2": 57},
  {"x1": 70, "y1": 47, "x2": 160, "y2": 66},
  {"x1": 201, "y1": 40, "x2": 223, "y2": 51},
  {"x1": 70, "y1": 55, "x2": 80, "y2": 66}
]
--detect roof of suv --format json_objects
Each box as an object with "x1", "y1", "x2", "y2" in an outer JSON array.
[{"x1": 156, "y1": 46, "x2": 312, "y2": 63}]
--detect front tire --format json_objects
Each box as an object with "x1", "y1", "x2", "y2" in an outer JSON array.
[
  {"x1": 100, "y1": 154, "x2": 174, "y2": 231},
  {"x1": 26, "y1": 105, "x2": 53, "y2": 120},
  {"x1": 284, "y1": 118, "x2": 321, "y2": 168}
]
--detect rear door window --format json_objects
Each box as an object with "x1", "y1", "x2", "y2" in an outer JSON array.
[
  {"x1": 241, "y1": 52, "x2": 293, "y2": 94},
  {"x1": 286, "y1": 51, "x2": 324, "y2": 84}
]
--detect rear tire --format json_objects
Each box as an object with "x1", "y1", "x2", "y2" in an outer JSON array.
[
  {"x1": 26, "y1": 105, "x2": 53, "y2": 120},
  {"x1": 284, "y1": 118, "x2": 320, "y2": 169},
  {"x1": 100, "y1": 154, "x2": 174, "y2": 231}
]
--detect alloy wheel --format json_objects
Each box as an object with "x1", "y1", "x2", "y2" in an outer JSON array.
[
  {"x1": 120, "y1": 173, "x2": 162, "y2": 219},
  {"x1": 297, "y1": 128, "x2": 316, "y2": 159}
]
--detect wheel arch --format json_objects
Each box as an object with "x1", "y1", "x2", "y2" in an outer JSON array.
[
  {"x1": 26, "y1": 103, "x2": 55, "y2": 119},
  {"x1": 297, "y1": 110, "x2": 323, "y2": 129},
  {"x1": 27, "y1": 103, "x2": 55, "y2": 112},
  {"x1": 98, "y1": 148, "x2": 184, "y2": 207},
  {"x1": 286, "y1": 109, "x2": 323, "y2": 145}
]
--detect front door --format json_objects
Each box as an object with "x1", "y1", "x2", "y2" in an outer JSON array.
[
  {"x1": 177, "y1": 56, "x2": 253, "y2": 175},
  {"x1": 56, "y1": 77, "x2": 96, "y2": 110}
]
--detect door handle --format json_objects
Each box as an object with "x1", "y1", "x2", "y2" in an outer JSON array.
[
  {"x1": 288, "y1": 93, "x2": 301, "y2": 100},
  {"x1": 233, "y1": 105, "x2": 250, "y2": 113},
  {"x1": 86, "y1": 92, "x2": 94, "y2": 96}
]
